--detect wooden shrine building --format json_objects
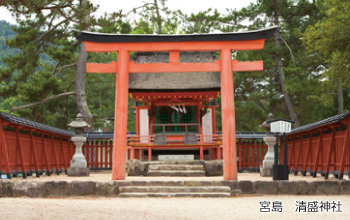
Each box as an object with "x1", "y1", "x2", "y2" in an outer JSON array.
[{"x1": 76, "y1": 27, "x2": 276, "y2": 180}]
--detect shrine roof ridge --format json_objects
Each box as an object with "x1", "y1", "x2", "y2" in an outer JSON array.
[
  {"x1": 75, "y1": 26, "x2": 277, "y2": 43},
  {"x1": 289, "y1": 111, "x2": 350, "y2": 135},
  {"x1": 0, "y1": 111, "x2": 74, "y2": 137}
]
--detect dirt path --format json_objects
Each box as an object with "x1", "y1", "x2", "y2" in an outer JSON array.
[{"x1": 1, "y1": 195, "x2": 349, "y2": 220}]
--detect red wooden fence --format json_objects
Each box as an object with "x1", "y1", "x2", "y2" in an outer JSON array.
[
  {"x1": 81, "y1": 137, "x2": 268, "y2": 171},
  {"x1": 0, "y1": 117, "x2": 74, "y2": 179},
  {"x1": 82, "y1": 139, "x2": 113, "y2": 169},
  {"x1": 285, "y1": 116, "x2": 350, "y2": 180}
]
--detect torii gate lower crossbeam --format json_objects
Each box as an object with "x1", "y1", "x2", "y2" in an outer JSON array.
[{"x1": 76, "y1": 27, "x2": 276, "y2": 180}]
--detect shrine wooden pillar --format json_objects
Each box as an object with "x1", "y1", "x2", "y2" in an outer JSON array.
[
  {"x1": 220, "y1": 48, "x2": 237, "y2": 180},
  {"x1": 112, "y1": 50, "x2": 129, "y2": 180}
]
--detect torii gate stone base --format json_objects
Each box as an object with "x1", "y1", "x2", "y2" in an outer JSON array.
[{"x1": 75, "y1": 27, "x2": 276, "y2": 180}]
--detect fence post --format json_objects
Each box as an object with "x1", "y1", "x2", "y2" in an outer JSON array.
[
  {"x1": 324, "y1": 125, "x2": 336, "y2": 179},
  {"x1": 29, "y1": 129, "x2": 40, "y2": 177},
  {"x1": 15, "y1": 126, "x2": 26, "y2": 178}
]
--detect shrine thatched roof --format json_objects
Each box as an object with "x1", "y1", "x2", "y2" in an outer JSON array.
[{"x1": 128, "y1": 52, "x2": 221, "y2": 92}]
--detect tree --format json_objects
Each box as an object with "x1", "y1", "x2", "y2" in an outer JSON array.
[{"x1": 303, "y1": 0, "x2": 350, "y2": 114}]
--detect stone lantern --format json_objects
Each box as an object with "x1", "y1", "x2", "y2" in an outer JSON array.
[
  {"x1": 259, "y1": 113, "x2": 276, "y2": 177},
  {"x1": 67, "y1": 113, "x2": 90, "y2": 176}
]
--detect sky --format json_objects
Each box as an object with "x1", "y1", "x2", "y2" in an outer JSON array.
[{"x1": 0, "y1": 0, "x2": 256, "y2": 24}]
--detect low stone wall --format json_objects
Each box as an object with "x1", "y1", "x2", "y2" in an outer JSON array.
[
  {"x1": 0, "y1": 180, "x2": 119, "y2": 198},
  {"x1": 226, "y1": 180, "x2": 350, "y2": 195},
  {"x1": 1, "y1": 180, "x2": 350, "y2": 198}
]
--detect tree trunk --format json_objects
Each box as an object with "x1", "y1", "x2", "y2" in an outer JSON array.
[
  {"x1": 75, "y1": 42, "x2": 94, "y2": 131},
  {"x1": 338, "y1": 80, "x2": 343, "y2": 114},
  {"x1": 74, "y1": 0, "x2": 94, "y2": 131},
  {"x1": 154, "y1": 0, "x2": 162, "y2": 34},
  {"x1": 273, "y1": 0, "x2": 300, "y2": 127}
]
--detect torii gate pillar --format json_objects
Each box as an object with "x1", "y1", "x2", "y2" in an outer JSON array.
[
  {"x1": 112, "y1": 50, "x2": 129, "y2": 180},
  {"x1": 221, "y1": 48, "x2": 237, "y2": 180}
]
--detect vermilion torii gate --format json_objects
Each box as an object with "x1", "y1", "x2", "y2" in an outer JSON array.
[{"x1": 76, "y1": 27, "x2": 276, "y2": 180}]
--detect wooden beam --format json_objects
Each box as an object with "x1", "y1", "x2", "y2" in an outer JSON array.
[
  {"x1": 112, "y1": 50, "x2": 129, "y2": 180},
  {"x1": 221, "y1": 48, "x2": 237, "y2": 180},
  {"x1": 15, "y1": 126, "x2": 26, "y2": 178},
  {"x1": 84, "y1": 39, "x2": 266, "y2": 53},
  {"x1": 86, "y1": 60, "x2": 263, "y2": 74},
  {"x1": 41, "y1": 134, "x2": 51, "y2": 176},
  {"x1": 294, "y1": 135, "x2": 304, "y2": 175},
  {"x1": 232, "y1": 60, "x2": 263, "y2": 72},
  {"x1": 312, "y1": 129, "x2": 324, "y2": 177},
  {"x1": 302, "y1": 132, "x2": 313, "y2": 176},
  {"x1": 29, "y1": 129, "x2": 40, "y2": 177},
  {"x1": 59, "y1": 137, "x2": 68, "y2": 172},
  {"x1": 129, "y1": 60, "x2": 221, "y2": 73},
  {"x1": 51, "y1": 137, "x2": 60, "y2": 175},
  {"x1": 169, "y1": 51, "x2": 180, "y2": 63},
  {"x1": 0, "y1": 119, "x2": 11, "y2": 178},
  {"x1": 87, "y1": 62, "x2": 117, "y2": 73},
  {"x1": 338, "y1": 118, "x2": 350, "y2": 179},
  {"x1": 324, "y1": 125, "x2": 336, "y2": 179}
]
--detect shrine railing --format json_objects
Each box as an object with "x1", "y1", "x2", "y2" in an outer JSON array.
[{"x1": 82, "y1": 132, "x2": 268, "y2": 171}]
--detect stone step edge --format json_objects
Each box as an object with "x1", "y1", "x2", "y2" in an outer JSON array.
[
  {"x1": 119, "y1": 192, "x2": 231, "y2": 197},
  {"x1": 119, "y1": 186, "x2": 231, "y2": 193},
  {"x1": 148, "y1": 165, "x2": 204, "y2": 170},
  {"x1": 145, "y1": 161, "x2": 204, "y2": 165},
  {"x1": 118, "y1": 180, "x2": 229, "y2": 187}
]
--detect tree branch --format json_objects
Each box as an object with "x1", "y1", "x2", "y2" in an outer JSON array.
[
  {"x1": 51, "y1": 61, "x2": 61, "y2": 75},
  {"x1": 9, "y1": 91, "x2": 75, "y2": 114},
  {"x1": 124, "y1": 3, "x2": 155, "y2": 16},
  {"x1": 55, "y1": 62, "x2": 77, "y2": 76},
  {"x1": 280, "y1": 36, "x2": 296, "y2": 63},
  {"x1": 39, "y1": 19, "x2": 68, "y2": 42}
]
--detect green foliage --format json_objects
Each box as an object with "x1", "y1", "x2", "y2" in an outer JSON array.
[{"x1": 304, "y1": 0, "x2": 350, "y2": 93}]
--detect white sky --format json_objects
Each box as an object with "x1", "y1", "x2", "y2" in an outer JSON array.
[{"x1": 0, "y1": 0, "x2": 256, "y2": 24}]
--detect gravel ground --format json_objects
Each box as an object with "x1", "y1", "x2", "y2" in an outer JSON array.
[
  {"x1": 1, "y1": 172, "x2": 348, "y2": 220},
  {"x1": 1, "y1": 195, "x2": 349, "y2": 220}
]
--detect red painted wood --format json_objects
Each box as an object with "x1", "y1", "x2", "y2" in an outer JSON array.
[
  {"x1": 312, "y1": 129, "x2": 324, "y2": 176},
  {"x1": 112, "y1": 50, "x2": 129, "y2": 180},
  {"x1": 324, "y1": 126, "x2": 336, "y2": 177},
  {"x1": 84, "y1": 39, "x2": 266, "y2": 53},
  {"x1": 294, "y1": 134, "x2": 306, "y2": 173},
  {"x1": 200, "y1": 146, "x2": 204, "y2": 160},
  {"x1": 29, "y1": 129, "x2": 40, "y2": 174},
  {"x1": 169, "y1": 51, "x2": 180, "y2": 63},
  {"x1": 232, "y1": 60, "x2": 263, "y2": 72},
  {"x1": 302, "y1": 132, "x2": 313, "y2": 173},
  {"x1": 238, "y1": 139, "x2": 242, "y2": 170},
  {"x1": 15, "y1": 126, "x2": 26, "y2": 175},
  {"x1": 0, "y1": 119, "x2": 11, "y2": 175},
  {"x1": 59, "y1": 137, "x2": 67, "y2": 171},
  {"x1": 41, "y1": 135, "x2": 51, "y2": 174},
  {"x1": 221, "y1": 48, "x2": 237, "y2": 180},
  {"x1": 87, "y1": 60, "x2": 263, "y2": 74},
  {"x1": 148, "y1": 147, "x2": 152, "y2": 161},
  {"x1": 50, "y1": 137, "x2": 60, "y2": 173},
  {"x1": 339, "y1": 119, "x2": 350, "y2": 177}
]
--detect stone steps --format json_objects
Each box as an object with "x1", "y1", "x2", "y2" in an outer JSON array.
[
  {"x1": 146, "y1": 160, "x2": 205, "y2": 177},
  {"x1": 119, "y1": 182, "x2": 231, "y2": 197},
  {"x1": 147, "y1": 170, "x2": 205, "y2": 177},
  {"x1": 120, "y1": 186, "x2": 230, "y2": 193},
  {"x1": 119, "y1": 192, "x2": 231, "y2": 198},
  {"x1": 148, "y1": 164, "x2": 204, "y2": 170},
  {"x1": 118, "y1": 180, "x2": 229, "y2": 187},
  {"x1": 147, "y1": 160, "x2": 203, "y2": 165}
]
